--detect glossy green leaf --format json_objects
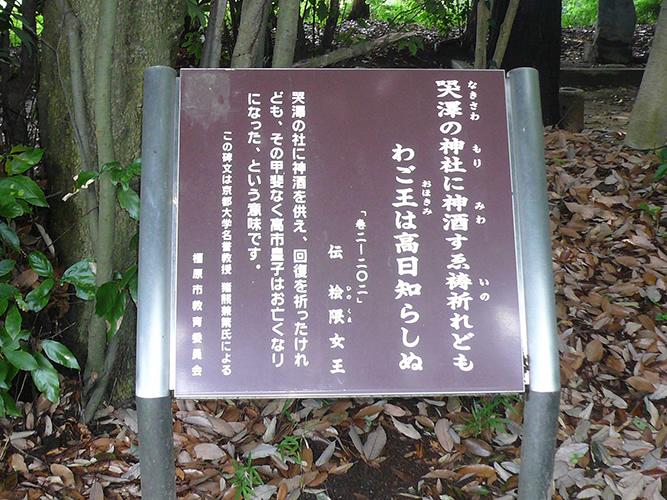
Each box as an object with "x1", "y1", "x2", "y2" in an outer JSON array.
[
  {"x1": 6, "y1": 147, "x2": 44, "y2": 175},
  {"x1": 0, "y1": 259, "x2": 15, "y2": 277},
  {"x1": 0, "y1": 176, "x2": 48, "y2": 207},
  {"x1": 0, "y1": 222, "x2": 20, "y2": 252},
  {"x1": 656, "y1": 163, "x2": 667, "y2": 180},
  {"x1": 28, "y1": 251, "x2": 54, "y2": 278},
  {"x1": 0, "y1": 196, "x2": 24, "y2": 219},
  {"x1": 5, "y1": 349, "x2": 39, "y2": 371},
  {"x1": 126, "y1": 158, "x2": 141, "y2": 177},
  {"x1": 96, "y1": 281, "x2": 126, "y2": 340},
  {"x1": 120, "y1": 264, "x2": 137, "y2": 290},
  {"x1": 24, "y1": 278, "x2": 53, "y2": 312},
  {"x1": 41, "y1": 340, "x2": 80, "y2": 370},
  {"x1": 0, "y1": 358, "x2": 7, "y2": 384},
  {"x1": 99, "y1": 161, "x2": 121, "y2": 176},
  {"x1": 0, "y1": 389, "x2": 20, "y2": 417},
  {"x1": 117, "y1": 185, "x2": 140, "y2": 220},
  {"x1": 0, "y1": 282, "x2": 18, "y2": 302},
  {"x1": 60, "y1": 260, "x2": 96, "y2": 300},
  {"x1": 74, "y1": 170, "x2": 99, "y2": 190},
  {"x1": 15, "y1": 146, "x2": 44, "y2": 167},
  {"x1": 31, "y1": 352, "x2": 59, "y2": 403},
  {"x1": 5, "y1": 305, "x2": 21, "y2": 338}
]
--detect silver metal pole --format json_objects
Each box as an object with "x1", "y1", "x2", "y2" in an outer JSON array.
[
  {"x1": 136, "y1": 65, "x2": 178, "y2": 500},
  {"x1": 507, "y1": 67, "x2": 561, "y2": 500}
]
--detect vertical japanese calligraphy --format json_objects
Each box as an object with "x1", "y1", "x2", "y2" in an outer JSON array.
[{"x1": 175, "y1": 69, "x2": 525, "y2": 398}]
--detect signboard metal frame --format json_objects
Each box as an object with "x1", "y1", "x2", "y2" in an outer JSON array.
[{"x1": 136, "y1": 66, "x2": 559, "y2": 500}]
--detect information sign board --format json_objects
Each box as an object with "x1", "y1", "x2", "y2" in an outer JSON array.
[{"x1": 174, "y1": 69, "x2": 525, "y2": 397}]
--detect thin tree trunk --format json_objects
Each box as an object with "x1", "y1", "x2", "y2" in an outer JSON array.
[
  {"x1": 200, "y1": 0, "x2": 229, "y2": 68},
  {"x1": 231, "y1": 0, "x2": 269, "y2": 67},
  {"x1": 322, "y1": 0, "x2": 340, "y2": 52},
  {"x1": 273, "y1": 0, "x2": 300, "y2": 67},
  {"x1": 474, "y1": 0, "x2": 491, "y2": 68},
  {"x1": 83, "y1": 0, "x2": 120, "y2": 424},
  {"x1": 625, "y1": 1, "x2": 667, "y2": 149},
  {"x1": 58, "y1": 0, "x2": 98, "y2": 240},
  {"x1": 488, "y1": 0, "x2": 561, "y2": 125},
  {"x1": 254, "y1": 0, "x2": 271, "y2": 67},
  {"x1": 490, "y1": 0, "x2": 519, "y2": 68}
]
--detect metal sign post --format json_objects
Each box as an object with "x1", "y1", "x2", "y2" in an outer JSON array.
[
  {"x1": 135, "y1": 66, "x2": 559, "y2": 500},
  {"x1": 136, "y1": 66, "x2": 178, "y2": 500},
  {"x1": 508, "y1": 68, "x2": 561, "y2": 500}
]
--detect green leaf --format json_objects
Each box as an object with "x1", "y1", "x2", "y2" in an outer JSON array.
[
  {"x1": 129, "y1": 232, "x2": 139, "y2": 251},
  {"x1": 99, "y1": 161, "x2": 121, "y2": 177},
  {"x1": 117, "y1": 185, "x2": 140, "y2": 220},
  {"x1": 0, "y1": 259, "x2": 15, "y2": 278},
  {"x1": 24, "y1": 278, "x2": 54, "y2": 312},
  {"x1": 95, "y1": 281, "x2": 126, "y2": 340},
  {"x1": 31, "y1": 352, "x2": 59, "y2": 403},
  {"x1": 0, "y1": 222, "x2": 20, "y2": 251},
  {"x1": 5, "y1": 349, "x2": 39, "y2": 371},
  {"x1": 655, "y1": 163, "x2": 667, "y2": 180},
  {"x1": 41, "y1": 340, "x2": 80, "y2": 370},
  {"x1": 0, "y1": 390, "x2": 20, "y2": 417},
  {"x1": 0, "y1": 196, "x2": 24, "y2": 219},
  {"x1": 0, "y1": 299, "x2": 8, "y2": 317},
  {"x1": 6, "y1": 147, "x2": 44, "y2": 175},
  {"x1": 0, "y1": 282, "x2": 18, "y2": 302},
  {"x1": 61, "y1": 260, "x2": 96, "y2": 300},
  {"x1": 126, "y1": 158, "x2": 141, "y2": 177},
  {"x1": 120, "y1": 264, "x2": 137, "y2": 290},
  {"x1": 0, "y1": 176, "x2": 48, "y2": 207},
  {"x1": 5, "y1": 305, "x2": 21, "y2": 338},
  {"x1": 0, "y1": 359, "x2": 7, "y2": 384},
  {"x1": 95, "y1": 281, "x2": 121, "y2": 317},
  {"x1": 28, "y1": 251, "x2": 54, "y2": 278},
  {"x1": 73, "y1": 170, "x2": 99, "y2": 190}
]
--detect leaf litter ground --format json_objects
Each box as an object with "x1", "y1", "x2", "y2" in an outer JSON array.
[{"x1": 2, "y1": 34, "x2": 666, "y2": 500}]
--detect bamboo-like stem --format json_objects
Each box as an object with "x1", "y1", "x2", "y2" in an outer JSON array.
[
  {"x1": 83, "y1": 0, "x2": 120, "y2": 423},
  {"x1": 57, "y1": 0, "x2": 98, "y2": 240}
]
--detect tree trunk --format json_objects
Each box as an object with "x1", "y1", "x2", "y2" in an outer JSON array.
[
  {"x1": 232, "y1": 0, "x2": 269, "y2": 67},
  {"x1": 38, "y1": 0, "x2": 184, "y2": 410},
  {"x1": 200, "y1": 0, "x2": 229, "y2": 68},
  {"x1": 348, "y1": 0, "x2": 369, "y2": 20},
  {"x1": 625, "y1": 1, "x2": 667, "y2": 149},
  {"x1": 273, "y1": 0, "x2": 301, "y2": 67},
  {"x1": 488, "y1": 0, "x2": 562, "y2": 126},
  {"x1": 321, "y1": 0, "x2": 340, "y2": 52}
]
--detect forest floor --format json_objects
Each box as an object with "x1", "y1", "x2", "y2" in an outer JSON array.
[{"x1": 1, "y1": 24, "x2": 666, "y2": 500}]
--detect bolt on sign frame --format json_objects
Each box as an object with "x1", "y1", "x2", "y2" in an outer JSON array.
[{"x1": 136, "y1": 66, "x2": 559, "y2": 500}]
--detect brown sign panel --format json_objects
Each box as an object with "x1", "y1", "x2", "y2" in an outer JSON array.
[{"x1": 174, "y1": 69, "x2": 525, "y2": 398}]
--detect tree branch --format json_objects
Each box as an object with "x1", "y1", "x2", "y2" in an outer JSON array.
[
  {"x1": 490, "y1": 0, "x2": 520, "y2": 68},
  {"x1": 293, "y1": 31, "x2": 416, "y2": 68}
]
